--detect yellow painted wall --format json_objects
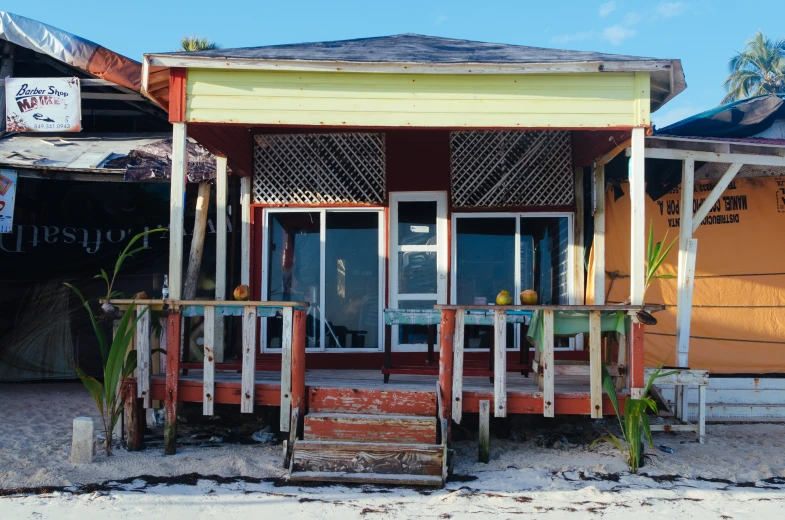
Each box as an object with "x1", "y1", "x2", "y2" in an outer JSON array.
[{"x1": 185, "y1": 69, "x2": 650, "y2": 128}]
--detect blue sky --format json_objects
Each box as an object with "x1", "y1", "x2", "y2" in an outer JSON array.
[{"x1": 6, "y1": 1, "x2": 784, "y2": 127}]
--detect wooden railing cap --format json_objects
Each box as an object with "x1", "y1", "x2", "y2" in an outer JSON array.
[{"x1": 433, "y1": 304, "x2": 665, "y2": 312}]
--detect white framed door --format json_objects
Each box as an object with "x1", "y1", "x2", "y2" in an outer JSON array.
[
  {"x1": 261, "y1": 207, "x2": 385, "y2": 353},
  {"x1": 389, "y1": 192, "x2": 448, "y2": 351}
]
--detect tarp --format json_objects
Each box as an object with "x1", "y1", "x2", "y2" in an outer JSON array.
[
  {"x1": 0, "y1": 11, "x2": 141, "y2": 91},
  {"x1": 592, "y1": 176, "x2": 785, "y2": 374},
  {"x1": 658, "y1": 94, "x2": 785, "y2": 138}
]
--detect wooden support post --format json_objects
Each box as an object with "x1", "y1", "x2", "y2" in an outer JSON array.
[
  {"x1": 542, "y1": 310, "x2": 555, "y2": 418},
  {"x1": 438, "y1": 309, "x2": 456, "y2": 430},
  {"x1": 593, "y1": 162, "x2": 606, "y2": 305},
  {"x1": 478, "y1": 400, "x2": 490, "y2": 464},
  {"x1": 629, "y1": 127, "x2": 646, "y2": 306},
  {"x1": 698, "y1": 385, "x2": 707, "y2": 444},
  {"x1": 164, "y1": 310, "x2": 181, "y2": 455},
  {"x1": 451, "y1": 310, "x2": 465, "y2": 424},
  {"x1": 291, "y1": 309, "x2": 307, "y2": 429},
  {"x1": 240, "y1": 176, "x2": 251, "y2": 287},
  {"x1": 589, "y1": 311, "x2": 602, "y2": 419},
  {"x1": 183, "y1": 183, "x2": 210, "y2": 300},
  {"x1": 574, "y1": 167, "x2": 585, "y2": 305},
  {"x1": 493, "y1": 309, "x2": 507, "y2": 418},
  {"x1": 676, "y1": 159, "x2": 695, "y2": 369},
  {"x1": 692, "y1": 163, "x2": 742, "y2": 234},
  {"x1": 0, "y1": 42, "x2": 15, "y2": 135},
  {"x1": 136, "y1": 305, "x2": 151, "y2": 408},
  {"x1": 615, "y1": 331, "x2": 627, "y2": 391},
  {"x1": 124, "y1": 381, "x2": 143, "y2": 451},
  {"x1": 203, "y1": 305, "x2": 215, "y2": 416},
  {"x1": 241, "y1": 305, "x2": 257, "y2": 413},
  {"x1": 279, "y1": 307, "x2": 293, "y2": 432},
  {"x1": 629, "y1": 320, "x2": 645, "y2": 399},
  {"x1": 168, "y1": 122, "x2": 187, "y2": 300},
  {"x1": 214, "y1": 156, "x2": 228, "y2": 363},
  {"x1": 383, "y1": 324, "x2": 392, "y2": 384}
]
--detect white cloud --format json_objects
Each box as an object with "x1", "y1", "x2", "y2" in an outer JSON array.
[
  {"x1": 622, "y1": 11, "x2": 643, "y2": 25},
  {"x1": 551, "y1": 30, "x2": 595, "y2": 45},
  {"x1": 434, "y1": 15, "x2": 448, "y2": 25},
  {"x1": 656, "y1": 2, "x2": 686, "y2": 18},
  {"x1": 603, "y1": 25, "x2": 636, "y2": 45},
  {"x1": 599, "y1": 1, "x2": 616, "y2": 18}
]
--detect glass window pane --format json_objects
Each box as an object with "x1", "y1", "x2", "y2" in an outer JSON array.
[
  {"x1": 455, "y1": 217, "x2": 516, "y2": 305},
  {"x1": 520, "y1": 217, "x2": 570, "y2": 305},
  {"x1": 324, "y1": 212, "x2": 380, "y2": 349},
  {"x1": 396, "y1": 299, "x2": 437, "y2": 345},
  {"x1": 398, "y1": 251, "x2": 437, "y2": 294},
  {"x1": 397, "y1": 201, "x2": 437, "y2": 245},
  {"x1": 266, "y1": 212, "x2": 321, "y2": 349}
]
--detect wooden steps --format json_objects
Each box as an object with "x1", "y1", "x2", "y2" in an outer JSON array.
[
  {"x1": 288, "y1": 386, "x2": 448, "y2": 487},
  {"x1": 304, "y1": 413, "x2": 437, "y2": 444}
]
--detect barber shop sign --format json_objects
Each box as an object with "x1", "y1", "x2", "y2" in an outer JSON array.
[{"x1": 5, "y1": 77, "x2": 82, "y2": 132}]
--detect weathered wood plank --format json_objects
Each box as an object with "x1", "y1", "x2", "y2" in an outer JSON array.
[
  {"x1": 677, "y1": 238, "x2": 698, "y2": 369},
  {"x1": 629, "y1": 321, "x2": 645, "y2": 399},
  {"x1": 136, "y1": 305, "x2": 151, "y2": 408},
  {"x1": 542, "y1": 310, "x2": 555, "y2": 418},
  {"x1": 123, "y1": 381, "x2": 143, "y2": 451},
  {"x1": 183, "y1": 183, "x2": 211, "y2": 300},
  {"x1": 168, "y1": 122, "x2": 187, "y2": 300},
  {"x1": 240, "y1": 176, "x2": 251, "y2": 286},
  {"x1": 573, "y1": 167, "x2": 585, "y2": 306},
  {"x1": 451, "y1": 310, "x2": 465, "y2": 424},
  {"x1": 644, "y1": 368, "x2": 709, "y2": 386},
  {"x1": 593, "y1": 162, "x2": 606, "y2": 305},
  {"x1": 478, "y1": 400, "x2": 490, "y2": 464},
  {"x1": 493, "y1": 309, "x2": 506, "y2": 417},
  {"x1": 163, "y1": 310, "x2": 181, "y2": 455},
  {"x1": 214, "y1": 155, "x2": 228, "y2": 363},
  {"x1": 434, "y1": 304, "x2": 663, "y2": 311},
  {"x1": 279, "y1": 307, "x2": 293, "y2": 432},
  {"x1": 284, "y1": 408, "x2": 299, "y2": 470},
  {"x1": 649, "y1": 424, "x2": 699, "y2": 432},
  {"x1": 589, "y1": 311, "x2": 602, "y2": 419},
  {"x1": 438, "y1": 309, "x2": 455, "y2": 428},
  {"x1": 287, "y1": 471, "x2": 443, "y2": 487},
  {"x1": 629, "y1": 126, "x2": 645, "y2": 306},
  {"x1": 303, "y1": 413, "x2": 437, "y2": 444},
  {"x1": 291, "y1": 309, "x2": 307, "y2": 422},
  {"x1": 202, "y1": 305, "x2": 215, "y2": 416},
  {"x1": 240, "y1": 305, "x2": 257, "y2": 413},
  {"x1": 309, "y1": 387, "x2": 437, "y2": 416},
  {"x1": 292, "y1": 441, "x2": 443, "y2": 476},
  {"x1": 698, "y1": 385, "x2": 707, "y2": 444}
]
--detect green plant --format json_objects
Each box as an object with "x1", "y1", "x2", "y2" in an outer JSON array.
[
  {"x1": 644, "y1": 221, "x2": 677, "y2": 300},
  {"x1": 65, "y1": 229, "x2": 164, "y2": 455},
  {"x1": 723, "y1": 31, "x2": 785, "y2": 104},
  {"x1": 592, "y1": 364, "x2": 677, "y2": 473},
  {"x1": 178, "y1": 36, "x2": 220, "y2": 52}
]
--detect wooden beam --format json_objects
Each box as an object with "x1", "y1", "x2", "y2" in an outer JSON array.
[
  {"x1": 80, "y1": 92, "x2": 146, "y2": 101},
  {"x1": 438, "y1": 309, "x2": 456, "y2": 429},
  {"x1": 14, "y1": 168, "x2": 129, "y2": 183},
  {"x1": 168, "y1": 67, "x2": 187, "y2": 123},
  {"x1": 136, "y1": 305, "x2": 151, "y2": 408},
  {"x1": 214, "y1": 156, "x2": 228, "y2": 363},
  {"x1": 691, "y1": 163, "x2": 742, "y2": 234},
  {"x1": 593, "y1": 163, "x2": 606, "y2": 305},
  {"x1": 629, "y1": 127, "x2": 646, "y2": 306},
  {"x1": 241, "y1": 305, "x2": 257, "y2": 413},
  {"x1": 123, "y1": 381, "x2": 143, "y2": 451},
  {"x1": 291, "y1": 309, "x2": 308, "y2": 427},
  {"x1": 451, "y1": 310, "x2": 465, "y2": 424},
  {"x1": 182, "y1": 183, "x2": 211, "y2": 300},
  {"x1": 168, "y1": 122, "x2": 187, "y2": 300},
  {"x1": 163, "y1": 310, "x2": 181, "y2": 455},
  {"x1": 280, "y1": 307, "x2": 293, "y2": 432},
  {"x1": 203, "y1": 305, "x2": 215, "y2": 416},
  {"x1": 542, "y1": 310, "x2": 555, "y2": 418},
  {"x1": 676, "y1": 239, "x2": 698, "y2": 368},
  {"x1": 240, "y1": 176, "x2": 251, "y2": 287},
  {"x1": 493, "y1": 309, "x2": 507, "y2": 417},
  {"x1": 573, "y1": 167, "x2": 585, "y2": 305},
  {"x1": 676, "y1": 158, "x2": 695, "y2": 369},
  {"x1": 638, "y1": 147, "x2": 785, "y2": 167},
  {"x1": 589, "y1": 311, "x2": 603, "y2": 419},
  {"x1": 629, "y1": 321, "x2": 645, "y2": 399},
  {"x1": 698, "y1": 385, "x2": 707, "y2": 444},
  {"x1": 0, "y1": 42, "x2": 15, "y2": 135},
  {"x1": 478, "y1": 400, "x2": 490, "y2": 464}
]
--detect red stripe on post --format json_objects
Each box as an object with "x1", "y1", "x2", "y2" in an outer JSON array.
[
  {"x1": 169, "y1": 68, "x2": 187, "y2": 123},
  {"x1": 438, "y1": 309, "x2": 455, "y2": 431},
  {"x1": 629, "y1": 321, "x2": 645, "y2": 392},
  {"x1": 164, "y1": 310, "x2": 181, "y2": 455},
  {"x1": 291, "y1": 309, "x2": 307, "y2": 423}
]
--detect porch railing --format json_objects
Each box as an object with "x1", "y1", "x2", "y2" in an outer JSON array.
[
  {"x1": 107, "y1": 299, "x2": 309, "y2": 454},
  {"x1": 434, "y1": 305, "x2": 660, "y2": 426}
]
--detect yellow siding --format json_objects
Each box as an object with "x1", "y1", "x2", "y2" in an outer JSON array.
[{"x1": 185, "y1": 69, "x2": 650, "y2": 128}]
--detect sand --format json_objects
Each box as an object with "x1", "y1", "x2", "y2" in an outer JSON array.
[{"x1": 1, "y1": 382, "x2": 783, "y2": 518}]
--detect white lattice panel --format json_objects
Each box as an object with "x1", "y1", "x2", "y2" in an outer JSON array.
[
  {"x1": 253, "y1": 133, "x2": 385, "y2": 205},
  {"x1": 450, "y1": 130, "x2": 574, "y2": 208}
]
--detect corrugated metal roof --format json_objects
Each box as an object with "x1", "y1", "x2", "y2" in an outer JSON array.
[{"x1": 654, "y1": 134, "x2": 785, "y2": 147}]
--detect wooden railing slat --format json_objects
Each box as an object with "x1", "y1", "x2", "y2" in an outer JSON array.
[
  {"x1": 203, "y1": 305, "x2": 215, "y2": 416},
  {"x1": 493, "y1": 309, "x2": 507, "y2": 418},
  {"x1": 589, "y1": 310, "x2": 602, "y2": 419},
  {"x1": 542, "y1": 310, "x2": 555, "y2": 418},
  {"x1": 136, "y1": 305, "x2": 151, "y2": 409},
  {"x1": 280, "y1": 307, "x2": 293, "y2": 432},
  {"x1": 451, "y1": 309, "x2": 465, "y2": 424},
  {"x1": 241, "y1": 305, "x2": 257, "y2": 413}
]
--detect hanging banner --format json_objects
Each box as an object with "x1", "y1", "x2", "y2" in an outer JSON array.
[
  {"x1": 5, "y1": 77, "x2": 82, "y2": 132},
  {"x1": 0, "y1": 169, "x2": 17, "y2": 233}
]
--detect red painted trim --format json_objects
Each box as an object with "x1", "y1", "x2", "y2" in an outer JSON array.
[
  {"x1": 168, "y1": 68, "x2": 187, "y2": 123},
  {"x1": 291, "y1": 309, "x2": 308, "y2": 415},
  {"x1": 309, "y1": 387, "x2": 437, "y2": 416},
  {"x1": 164, "y1": 310, "x2": 181, "y2": 454},
  {"x1": 629, "y1": 322, "x2": 645, "y2": 390},
  {"x1": 151, "y1": 378, "x2": 281, "y2": 407},
  {"x1": 438, "y1": 310, "x2": 456, "y2": 426}
]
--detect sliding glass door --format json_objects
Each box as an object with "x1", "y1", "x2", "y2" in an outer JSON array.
[
  {"x1": 262, "y1": 209, "x2": 384, "y2": 352},
  {"x1": 451, "y1": 212, "x2": 573, "y2": 350}
]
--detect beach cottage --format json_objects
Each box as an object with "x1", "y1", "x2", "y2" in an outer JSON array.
[{"x1": 121, "y1": 34, "x2": 686, "y2": 485}]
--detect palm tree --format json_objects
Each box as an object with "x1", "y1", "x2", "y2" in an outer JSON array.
[
  {"x1": 178, "y1": 36, "x2": 220, "y2": 52},
  {"x1": 722, "y1": 31, "x2": 785, "y2": 104}
]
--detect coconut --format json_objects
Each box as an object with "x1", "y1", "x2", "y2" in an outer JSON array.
[
  {"x1": 519, "y1": 290, "x2": 538, "y2": 305},
  {"x1": 495, "y1": 290, "x2": 513, "y2": 306}
]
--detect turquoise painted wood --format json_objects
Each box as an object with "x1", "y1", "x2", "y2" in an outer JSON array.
[
  {"x1": 384, "y1": 308, "x2": 532, "y2": 326},
  {"x1": 181, "y1": 305, "x2": 303, "y2": 318}
]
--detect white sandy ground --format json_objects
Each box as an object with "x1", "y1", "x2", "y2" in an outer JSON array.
[{"x1": 1, "y1": 383, "x2": 784, "y2": 519}]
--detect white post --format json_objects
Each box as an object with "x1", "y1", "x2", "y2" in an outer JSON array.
[
  {"x1": 593, "y1": 163, "x2": 606, "y2": 305},
  {"x1": 214, "y1": 156, "x2": 228, "y2": 362},
  {"x1": 493, "y1": 309, "x2": 507, "y2": 418},
  {"x1": 240, "y1": 176, "x2": 252, "y2": 287},
  {"x1": 168, "y1": 122, "x2": 187, "y2": 300},
  {"x1": 71, "y1": 417, "x2": 94, "y2": 464},
  {"x1": 629, "y1": 127, "x2": 646, "y2": 306},
  {"x1": 573, "y1": 167, "x2": 585, "y2": 304},
  {"x1": 676, "y1": 159, "x2": 695, "y2": 368}
]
